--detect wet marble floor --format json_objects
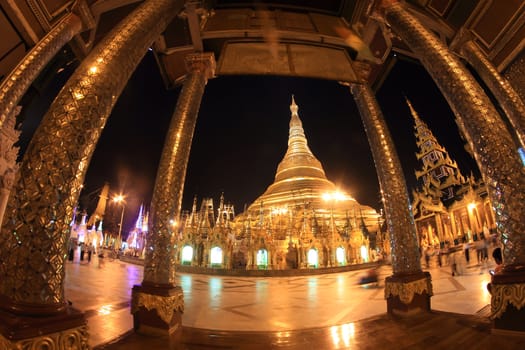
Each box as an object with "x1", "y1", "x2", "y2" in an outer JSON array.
[{"x1": 63, "y1": 255, "x2": 521, "y2": 349}]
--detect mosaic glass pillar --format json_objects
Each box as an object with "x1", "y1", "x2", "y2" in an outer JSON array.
[
  {"x1": 383, "y1": 0, "x2": 525, "y2": 329},
  {"x1": 0, "y1": 0, "x2": 181, "y2": 347},
  {"x1": 0, "y1": 107, "x2": 20, "y2": 230},
  {"x1": 351, "y1": 83, "x2": 432, "y2": 314},
  {"x1": 0, "y1": 13, "x2": 82, "y2": 129},
  {"x1": 132, "y1": 53, "x2": 215, "y2": 337},
  {"x1": 460, "y1": 40, "x2": 525, "y2": 149},
  {"x1": 504, "y1": 50, "x2": 525, "y2": 102}
]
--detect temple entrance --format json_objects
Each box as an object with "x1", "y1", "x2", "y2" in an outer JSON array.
[
  {"x1": 210, "y1": 246, "x2": 223, "y2": 267},
  {"x1": 336, "y1": 247, "x2": 346, "y2": 266},
  {"x1": 181, "y1": 245, "x2": 193, "y2": 265},
  {"x1": 307, "y1": 249, "x2": 319, "y2": 268},
  {"x1": 256, "y1": 249, "x2": 268, "y2": 269}
]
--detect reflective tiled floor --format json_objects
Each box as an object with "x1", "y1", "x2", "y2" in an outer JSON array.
[{"x1": 64, "y1": 253, "x2": 523, "y2": 349}]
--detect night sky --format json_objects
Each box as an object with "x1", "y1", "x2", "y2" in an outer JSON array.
[{"x1": 17, "y1": 51, "x2": 479, "y2": 233}]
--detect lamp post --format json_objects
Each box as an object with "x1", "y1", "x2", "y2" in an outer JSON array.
[{"x1": 113, "y1": 194, "x2": 125, "y2": 250}]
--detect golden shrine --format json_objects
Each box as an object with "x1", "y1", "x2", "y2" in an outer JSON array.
[{"x1": 176, "y1": 96, "x2": 383, "y2": 270}]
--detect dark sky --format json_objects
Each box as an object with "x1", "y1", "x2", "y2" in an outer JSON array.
[{"x1": 18, "y1": 51, "x2": 479, "y2": 233}]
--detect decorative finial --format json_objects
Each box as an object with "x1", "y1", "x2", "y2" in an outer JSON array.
[
  {"x1": 290, "y1": 95, "x2": 298, "y2": 116},
  {"x1": 405, "y1": 96, "x2": 420, "y2": 121}
]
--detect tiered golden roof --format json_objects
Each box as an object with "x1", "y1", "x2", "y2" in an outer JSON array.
[{"x1": 240, "y1": 96, "x2": 378, "y2": 228}]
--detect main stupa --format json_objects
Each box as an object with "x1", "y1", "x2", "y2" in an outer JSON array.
[
  {"x1": 236, "y1": 96, "x2": 379, "y2": 231},
  {"x1": 176, "y1": 96, "x2": 383, "y2": 270}
]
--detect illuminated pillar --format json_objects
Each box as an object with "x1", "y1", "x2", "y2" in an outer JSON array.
[
  {"x1": 503, "y1": 51, "x2": 525, "y2": 102},
  {"x1": 382, "y1": 1, "x2": 525, "y2": 331},
  {"x1": 0, "y1": 13, "x2": 82, "y2": 129},
  {"x1": 457, "y1": 38, "x2": 525, "y2": 149},
  {"x1": 0, "y1": 0, "x2": 181, "y2": 347},
  {"x1": 351, "y1": 82, "x2": 432, "y2": 314},
  {"x1": 132, "y1": 52, "x2": 215, "y2": 337},
  {"x1": 0, "y1": 109, "x2": 20, "y2": 229}
]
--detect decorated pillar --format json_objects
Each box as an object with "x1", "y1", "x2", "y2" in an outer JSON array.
[
  {"x1": 503, "y1": 50, "x2": 525, "y2": 102},
  {"x1": 452, "y1": 33, "x2": 525, "y2": 149},
  {"x1": 382, "y1": 0, "x2": 525, "y2": 331},
  {"x1": 0, "y1": 108, "x2": 20, "y2": 229},
  {"x1": 0, "y1": 13, "x2": 82, "y2": 129},
  {"x1": 132, "y1": 52, "x2": 215, "y2": 337},
  {"x1": 351, "y1": 82, "x2": 431, "y2": 314},
  {"x1": 0, "y1": 0, "x2": 181, "y2": 348}
]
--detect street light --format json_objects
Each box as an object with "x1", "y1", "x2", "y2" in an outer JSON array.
[{"x1": 113, "y1": 194, "x2": 125, "y2": 249}]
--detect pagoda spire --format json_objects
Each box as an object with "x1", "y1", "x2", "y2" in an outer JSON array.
[
  {"x1": 274, "y1": 96, "x2": 328, "y2": 182},
  {"x1": 186, "y1": 195, "x2": 198, "y2": 228},
  {"x1": 135, "y1": 204, "x2": 144, "y2": 230},
  {"x1": 408, "y1": 98, "x2": 465, "y2": 202}
]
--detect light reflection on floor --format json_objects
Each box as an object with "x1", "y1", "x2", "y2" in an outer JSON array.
[
  {"x1": 330, "y1": 322, "x2": 356, "y2": 349},
  {"x1": 65, "y1": 255, "x2": 498, "y2": 348}
]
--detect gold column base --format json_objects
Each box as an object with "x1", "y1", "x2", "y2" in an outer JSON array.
[
  {"x1": 490, "y1": 266, "x2": 525, "y2": 333},
  {"x1": 385, "y1": 272, "x2": 433, "y2": 315},
  {"x1": 131, "y1": 284, "x2": 184, "y2": 339},
  {"x1": 0, "y1": 306, "x2": 88, "y2": 349}
]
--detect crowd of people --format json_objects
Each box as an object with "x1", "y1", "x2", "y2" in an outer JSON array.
[
  {"x1": 67, "y1": 239, "x2": 122, "y2": 268},
  {"x1": 422, "y1": 235, "x2": 499, "y2": 276}
]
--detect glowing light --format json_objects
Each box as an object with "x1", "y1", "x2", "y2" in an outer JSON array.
[
  {"x1": 210, "y1": 246, "x2": 223, "y2": 265},
  {"x1": 72, "y1": 91, "x2": 84, "y2": 100},
  {"x1": 334, "y1": 191, "x2": 346, "y2": 201},
  {"x1": 181, "y1": 245, "x2": 193, "y2": 264},
  {"x1": 322, "y1": 190, "x2": 351, "y2": 202},
  {"x1": 519, "y1": 147, "x2": 525, "y2": 166},
  {"x1": 113, "y1": 194, "x2": 124, "y2": 203},
  {"x1": 307, "y1": 248, "x2": 318, "y2": 267},
  {"x1": 360, "y1": 245, "x2": 369, "y2": 262},
  {"x1": 468, "y1": 202, "x2": 477, "y2": 212},
  {"x1": 481, "y1": 277, "x2": 492, "y2": 301},
  {"x1": 88, "y1": 66, "x2": 98, "y2": 74},
  {"x1": 271, "y1": 207, "x2": 288, "y2": 215},
  {"x1": 336, "y1": 247, "x2": 345, "y2": 265},
  {"x1": 98, "y1": 305, "x2": 113, "y2": 315},
  {"x1": 275, "y1": 331, "x2": 291, "y2": 345},
  {"x1": 256, "y1": 249, "x2": 268, "y2": 267}
]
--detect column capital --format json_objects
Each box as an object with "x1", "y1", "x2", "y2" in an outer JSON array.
[
  {"x1": 185, "y1": 52, "x2": 216, "y2": 80},
  {"x1": 72, "y1": 0, "x2": 96, "y2": 31},
  {"x1": 449, "y1": 27, "x2": 474, "y2": 54}
]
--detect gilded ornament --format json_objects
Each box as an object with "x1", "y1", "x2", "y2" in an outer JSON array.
[
  {"x1": 0, "y1": 325, "x2": 89, "y2": 349},
  {"x1": 131, "y1": 291, "x2": 184, "y2": 324},
  {"x1": 490, "y1": 283, "x2": 525, "y2": 319},
  {"x1": 384, "y1": 277, "x2": 433, "y2": 305}
]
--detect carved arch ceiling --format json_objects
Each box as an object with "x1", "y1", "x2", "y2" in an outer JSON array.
[{"x1": 156, "y1": 7, "x2": 378, "y2": 88}]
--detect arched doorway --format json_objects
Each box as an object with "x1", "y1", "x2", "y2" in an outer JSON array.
[{"x1": 181, "y1": 245, "x2": 193, "y2": 265}]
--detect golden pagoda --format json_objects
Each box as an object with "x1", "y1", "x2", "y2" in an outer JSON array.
[{"x1": 176, "y1": 96, "x2": 383, "y2": 270}]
